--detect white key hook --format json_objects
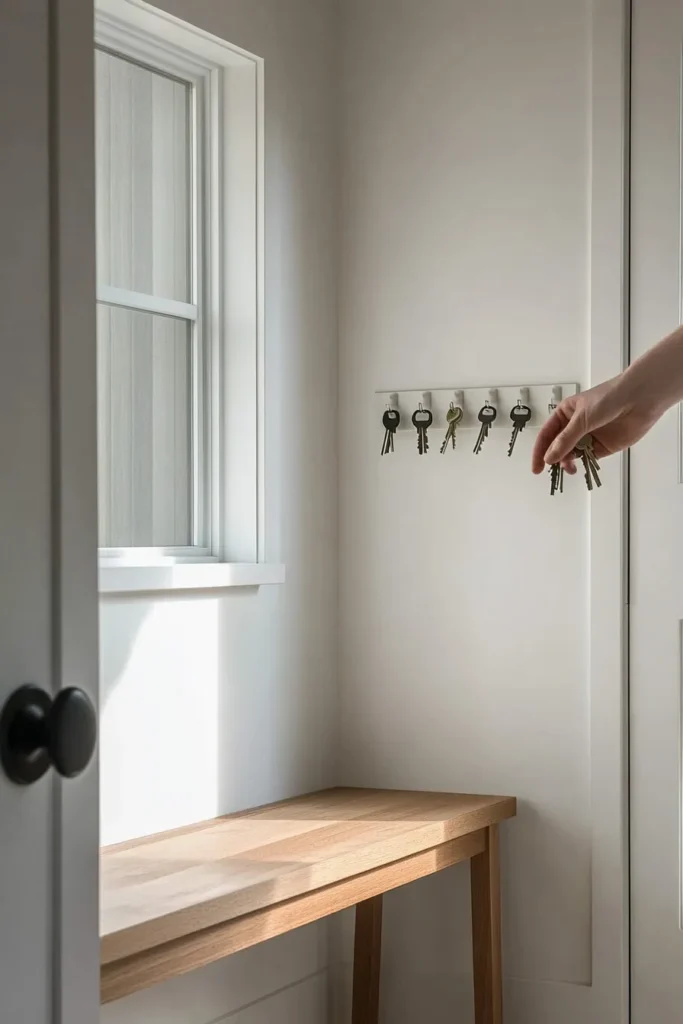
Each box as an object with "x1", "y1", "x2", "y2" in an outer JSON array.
[{"x1": 375, "y1": 383, "x2": 579, "y2": 435}]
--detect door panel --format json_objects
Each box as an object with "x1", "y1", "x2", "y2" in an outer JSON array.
[
  {"x1": 0, "y1": 3, "x2": 55, "y2": 1021},
  {"x1": 52, "y1": 2, "x2": 100, "y2": 1020},
  {"x1": 631, "y1": 0, "x2": 683, "y2": 1018},
  {"x1": 0, "y1": 2, "x2": 99, "y2": 1022}
]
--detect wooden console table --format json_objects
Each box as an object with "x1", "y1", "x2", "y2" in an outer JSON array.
[{"x1": 101, "y1": 788, "x2": 516, "y2": 1022}]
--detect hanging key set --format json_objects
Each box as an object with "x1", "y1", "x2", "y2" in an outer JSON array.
[
  {"x1": 545, "y1": 389, "x2": 602, "y2": 495},
  {"x1": 377, "y1": 383, "x2": 601, "y2": 494}
]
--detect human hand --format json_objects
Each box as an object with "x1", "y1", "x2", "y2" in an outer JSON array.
[{"x1": 531, "y1": 375, "x2": 663, "y2": 475}]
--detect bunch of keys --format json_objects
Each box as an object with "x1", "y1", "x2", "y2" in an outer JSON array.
[
  {"x1": 549, "y1": 462, "x2": 564, "y2": 496},
  {"x1": 575, "y1": 436, "x2": 602, "y2": 490},
  {"x1": 440, "y1": 403, "x2": 463, "y2": 453},
  {"x1": 549, "y1": 435, "x2": 602, "y2": 494},
  {"x1": 508, "y1": 403, "x2": 532, "y2": 457},
  {"x1": 412, "y1": 404, "x2": 433, "y2": 455},
  {"x1": 548, "y1": 390, "x2": 564, "y2": 495},
  {"x1": 473, "y1": 403, "x2": 497, "y2": 454},
  {"x1": 381, "y1": 407, "x2": 400, "y2": 456}
]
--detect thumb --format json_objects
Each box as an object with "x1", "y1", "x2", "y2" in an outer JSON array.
[{"x1": 545, "y1": 414, "x2": 587, "y2": 464}]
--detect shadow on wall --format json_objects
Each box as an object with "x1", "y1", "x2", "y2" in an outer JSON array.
[{"x1": 99, "y1": 599, "x2": 152, "y2": 710}]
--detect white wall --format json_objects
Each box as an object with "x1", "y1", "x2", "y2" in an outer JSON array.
[
  {"x1": 100, "y1": 1, "x2": 339, "y2": 1021},
  {"x1": 337, "y1": 0, "x2": 595, "y2": 1020},
  {"x1": 100, "y1": 2, "x2": 624, "y2": 1021}
]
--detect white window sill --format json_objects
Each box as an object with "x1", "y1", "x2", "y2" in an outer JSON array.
[{"x1": 99, "y1": 563, "x2": 286, "y2": 595}]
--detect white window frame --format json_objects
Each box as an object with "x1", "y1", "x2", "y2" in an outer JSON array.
[{"x1": 95, "y1": 0, "x2": 282, "y2": 593}]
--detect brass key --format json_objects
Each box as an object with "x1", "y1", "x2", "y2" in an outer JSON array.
[
  {"x1": 574, "y1": 435, "x2": 602, "y2": 491},
  {"x1": 440, "y1": 403, "x2": 463, "y2": 454}
]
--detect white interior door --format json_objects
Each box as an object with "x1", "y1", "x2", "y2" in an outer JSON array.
[
  {"x1": 0, "y1": 2, "x2": 99, "y2": 1022},
  {"x1": 631, "y1": 0, "x2": 683, "y2": 1018}
]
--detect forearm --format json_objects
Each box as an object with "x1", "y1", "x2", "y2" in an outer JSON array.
[{"x1": 622, "y1": 323, "x2": 683, "y2": 414}]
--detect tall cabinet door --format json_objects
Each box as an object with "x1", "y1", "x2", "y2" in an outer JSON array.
[
  {"x1": 631, "y1": 0, "x2": 683, "y2": 1018},
  {"x1": 0, "y1": 2, "x2": 99, "y2": 1022}
]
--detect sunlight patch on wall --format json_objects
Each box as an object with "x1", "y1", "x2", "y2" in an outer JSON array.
[{"x1": 100, "y1": 598, "x2": 220, "y2": 846}]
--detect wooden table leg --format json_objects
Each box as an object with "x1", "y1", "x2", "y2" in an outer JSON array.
[
  {"x1": 470, "y1": 825, "x2": 503, "y2": 1024},
  {"x1": 352, "y1": 894, "x2": 383, "y2": 1024}
]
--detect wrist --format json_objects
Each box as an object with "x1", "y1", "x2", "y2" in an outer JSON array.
[{"x1": 622, "y1": 335, "x2": 683, "y2": 415}]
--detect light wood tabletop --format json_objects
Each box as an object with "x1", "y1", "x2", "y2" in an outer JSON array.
[{"x1": 101, "y1": 787, "x2": 516, "y2": 1020}]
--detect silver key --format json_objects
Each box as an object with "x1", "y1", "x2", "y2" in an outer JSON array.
[
  {"x1": 381, "y1": 408, "x2": 400, "y2": 456},
  {"x1": 412, "y1": 406, "x2": 432, "y2": 456},
  {"x1": 546, "y1": 395, "x2": 565, "y2": 495},
  {"x1": 508, "y1": 403, "x2": 532, "y2": 457},
  {"x1": 549, "y1": 462, "x2": 564, "y2": 496},
  {"x1": 473, "y1": 404, "x2": 497, "y2": 454}
]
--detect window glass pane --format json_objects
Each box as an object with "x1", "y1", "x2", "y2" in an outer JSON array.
[
  {"x1": 97, "y1": 305, "x2": 193, "y2": 548},
  {"x1": 95, "y1": 49, "x2": 191, "y2": 302}
]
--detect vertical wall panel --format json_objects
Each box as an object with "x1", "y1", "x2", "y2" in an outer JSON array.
[
  {"x1": 339, "y1": 0, "x2": 595, "y2": 1018},
  {"x1": 631, "y1": 0, "x2": 683, "y2": 1017}
]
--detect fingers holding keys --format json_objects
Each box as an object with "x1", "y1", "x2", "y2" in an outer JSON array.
[
  {"x1": 533, "y1": 378, "x2": 635, "y2": 494},
  {"x1": 534, "y1": 393, "x2": 597, "y2": 495},
  {"x1": 532, "y1": 408, "x2": 562, "y2": 473},
  {"x1": 544, "y1": 413, "x2": 591, "y2": 466},
  {"x1": 533, "y1": 378, "x2": 643, "y2": 478},
  {"x1": 532, "y1": 401, "x2": 582, "y2": 474}
]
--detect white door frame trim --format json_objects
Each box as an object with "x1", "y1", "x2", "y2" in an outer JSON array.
[
  {"x1": 587, "y1": 0, "x2": 630, "y2": 1019},
  {"x1": 50, "y1": 1, "x2": 100, "y2": 1021},
  {"x1": 509, "y1": 3, "x2": 631, "y2": 1020}
]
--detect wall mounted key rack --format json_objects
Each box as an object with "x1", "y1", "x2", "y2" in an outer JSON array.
[{"x1": 375, "y1": 383, "x2": 580, "y2": 432}]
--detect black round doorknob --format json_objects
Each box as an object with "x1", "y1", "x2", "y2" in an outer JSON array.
[{"x1": 0, "y1": 684, "x2": 97, "y2": 785}]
